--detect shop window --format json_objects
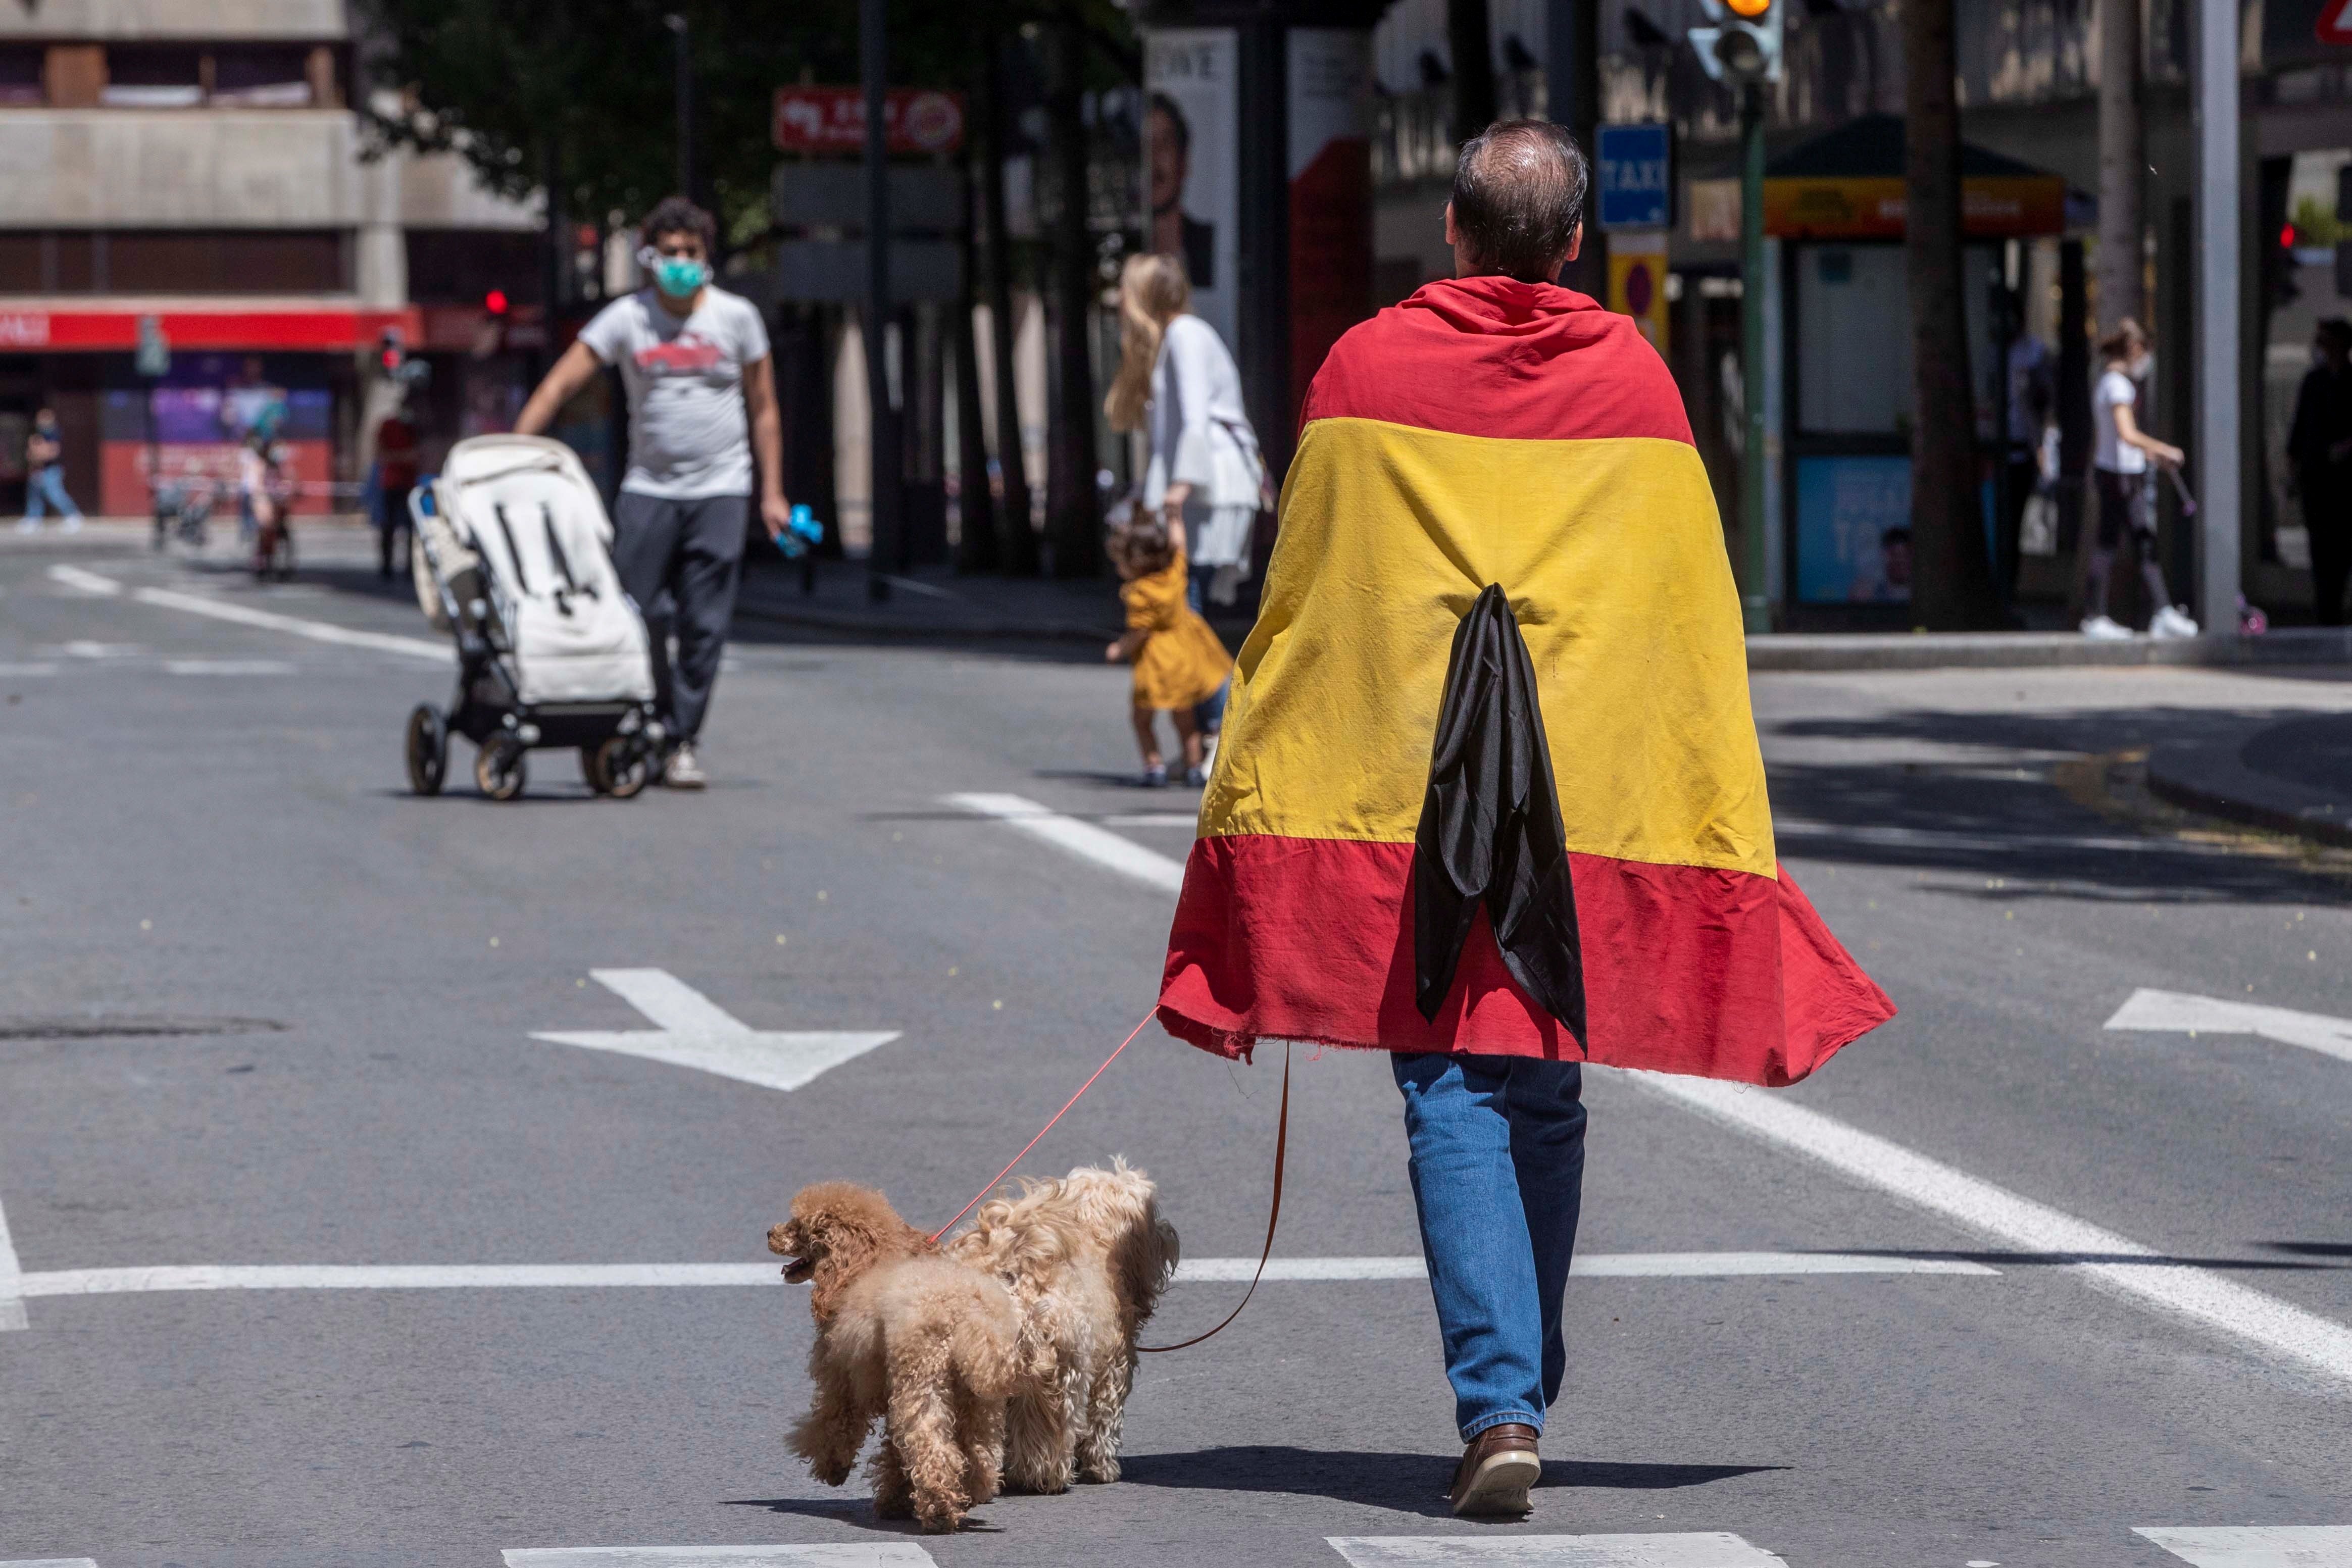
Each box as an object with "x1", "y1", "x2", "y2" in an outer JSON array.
[
  {"x1": 404, "y1": 229, "x2": 544, "y2": 307},
  {"x1": 103, "y1": 45, "x2": 203, "y2": 108},
  {"x1": 0, "y1": 46, "x2": 44, "y2": 105},
  {"x1": 211, "y1": 44, "x2": 314, "y2": 107},
  {"x1": 0, "y1": 234, "x2": 41, "y2": 292},
  {"x1": 106, "y1": 231, "x2": 348, "y2": 293}
]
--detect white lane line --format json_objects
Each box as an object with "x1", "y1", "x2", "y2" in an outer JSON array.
[
  {"x1": 164, "y1": 658, "x2": 297, "y2": 676},
  {"x1": 945, "y1": 792, "x2": 1187, "y2": 893},
  {"x1": 2107, "y1": 989, "x2": 2352, "y2": 1066},
  {"x1": 54, "y1": 640, "x2": 142, "y2": 659},
  {"x1": 2134, "y1": 1526, "x2": 2352, "y2": 1565},
  {"x1": 130, "y1": 584, "x2": 446, "y2": 660},
  {"x1": 0, "y1": 663, "x2": 59, "y2": 676},
  {"x1": 531, "y1": 969, "x2": 898, "y2": 1094},
  {"x1": 1775, "y1": 818, "x2": 2234, "y2": 857},
  {"x1": 1100, "y1": 812, "x2": 1200, "y2": 828},
  {"x1": 0, "y1": 1559, "x2": 101, "y2": 1567},
  {"x1": 16, "y1": 1251, "x2": 1996, "y2": 1299},
  {"x1": 0, "y1": 1190, "x2": 24, "y2": 1331},
  {"x1": 506, "y1": 1548, "x2": 939, "y2": 1567},
  {"x1": 44, "y1": 563, "x2": 119, "y2": 596},
  {"x1": 1328, "y1": 1533, "x2": 1790, "y2": 1566},
  {"x1": 1635, "y1": 1072, "x2": 2352, "y2": 1386}
]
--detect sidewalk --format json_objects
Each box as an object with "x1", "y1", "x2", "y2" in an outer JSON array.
[{"x1": 2146, "y1": 713, "x2": 2352, "y2": 848}]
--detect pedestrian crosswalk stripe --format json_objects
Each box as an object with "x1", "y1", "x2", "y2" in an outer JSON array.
[
  {"x1": 1327, "y1": 1533, "x2": 1789, "y2": 1566},
  {"x1": 2133, "y1": 1525, "x2": 2352, "y2": 1565},
  {"x1": 0, "y1": 1559, "x2": 99, "y2": 1567},
  {"x1": 1632, "y1": 1069, "x2": 2352, "y2": 1387},
  {"x1": 504, "y1": 1547, "x2": 938, "y2": 1566},
  {"x1": 13, "y1": 1250, "x2": 1999, "y2": 1301},
  {"x1": 946, "y1": 792, "x2": 1188, "y2": 893},
  {"x1": 163, "y1": 659, "x2": 297, "y2": 676},
  {"x1": 44, "y1": 563, "x2": 119, "y2": 596}
]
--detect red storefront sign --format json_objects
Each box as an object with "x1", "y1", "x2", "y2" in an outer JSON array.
[
  {"x1": 2322, "y1": 0, "x2": 2352, "y2": 43},
  {"x1": 0, "y1": 305, "x2": 423, "y2": 352},
  {"x1": 772, "y1": 87, "x2": 965, "y2": 155}
]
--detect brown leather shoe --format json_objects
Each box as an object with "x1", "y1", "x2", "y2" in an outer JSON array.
[{"x1": 1448, "y1": 1422, "x2": 1540, "y2": 1516}]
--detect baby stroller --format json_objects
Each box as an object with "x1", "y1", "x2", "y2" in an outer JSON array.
[{"x1": 404, "y1": 435, "x2": 661, "y2": 801}]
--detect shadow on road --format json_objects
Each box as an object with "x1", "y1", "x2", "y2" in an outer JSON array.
[
  {"x1": 1765, "y1": 703, "x2": 2352, "y2": 906},
  {"x1": 1117, "y1": 1446, "x2": 1779, "y2": 1513}
]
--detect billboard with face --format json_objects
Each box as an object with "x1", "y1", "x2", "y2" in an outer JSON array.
[{"x1": 1144, "y1": 29, "x2": 1240, "y2": 351}]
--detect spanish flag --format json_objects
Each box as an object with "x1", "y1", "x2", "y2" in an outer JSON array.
[{"x1": 1157, "y1": 276, "x2": 1893, "y2": 1086}]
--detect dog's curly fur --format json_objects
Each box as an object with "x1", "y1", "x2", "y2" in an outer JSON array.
[
  {"x1": 944, "y1": 1159, "x2": 1181, "y2": 1492},
  {"x1": 769, "y1": 1183, "x2": 1021, "y2": 1533}
]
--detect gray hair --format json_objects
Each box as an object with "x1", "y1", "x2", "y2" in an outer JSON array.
[{"x1": 1450, "y1": 119, "x2": 1589, "y2": 282}]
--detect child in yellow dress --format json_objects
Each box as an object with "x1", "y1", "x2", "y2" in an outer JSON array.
[{"x1": 1107, "y1": 518, "x2": 1232, "y2": 787}]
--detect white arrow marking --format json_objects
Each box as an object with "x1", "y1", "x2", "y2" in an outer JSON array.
[
  {"x1": 2106, "y1": 988, "x2": 2352, "y2": 1066},
  {"x1": 531, "y1": 969, "x2": 897, "y2": 1093},
  {"x1": 0, "y1": 1190, "x2": 25, "y2": 1331}
]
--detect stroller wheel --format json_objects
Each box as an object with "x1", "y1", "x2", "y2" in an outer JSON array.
[
  {"x1": 475, "y1": 739, "x2": 527, "y2": 801},
  {"x1": 578, "y1": 745, "x2": 610, "y2": 794},
  {"x1": 405, "y1": 703, "x2": 447, "y2": 795},
  {"x1": 591, "y1": 736, "x2": 650, "y2": 800}
]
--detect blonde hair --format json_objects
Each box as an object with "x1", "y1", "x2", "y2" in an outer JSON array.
[{"x1": 1104, "y1": 252, "x2": 1191, "y2": 433}]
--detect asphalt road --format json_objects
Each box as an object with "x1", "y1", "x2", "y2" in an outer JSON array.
[{"x1": 3, "y1": 531, "x2": 2348, "y2": 1568}]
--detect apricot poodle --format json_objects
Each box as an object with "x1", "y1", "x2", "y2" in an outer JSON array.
[
  {"x1": 768, "y1": 1181, "x2": 1021, "y2": 1533},
  {"x1": 944, "y1": 1159, "x2": 1181, "y2": 1492}
]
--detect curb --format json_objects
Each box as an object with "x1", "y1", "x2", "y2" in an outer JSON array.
[
  {"x1": 1745, "y1": 628, "x2": 2352, "y2": 672},
  {"x1": 2145, "y1": 727, "x2": 2352, "y2": 850}
]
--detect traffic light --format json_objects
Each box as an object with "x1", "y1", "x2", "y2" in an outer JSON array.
[
  {"x1": 378, "y1": 326, "x2": 406, "y2": 377},
  {"x1": 1689, "y1": 0, "x2": 1782, "y2": 85},
  {"x1": 484, "y1": 288, "x2": 510, "y2": 318}
]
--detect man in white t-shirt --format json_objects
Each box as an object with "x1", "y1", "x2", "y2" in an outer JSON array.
[{"x1": 516, "y1": 195, "x2": 791, "y2": 788}]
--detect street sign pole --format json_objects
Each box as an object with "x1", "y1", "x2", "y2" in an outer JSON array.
[
  {"x1": 1740, "y1": 83, "x2": 1769, "y2": 634},
  {"x1": 2195, "y1": 0, "x2": 2240, "y2": 634},
  {"x1": 862, "y1": 0, "x2": 897, "y2": 602}
]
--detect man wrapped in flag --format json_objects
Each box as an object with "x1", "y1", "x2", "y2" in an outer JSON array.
[{"x1": 1156, "y1": 120, "x2": 1894, "y2": 1516}]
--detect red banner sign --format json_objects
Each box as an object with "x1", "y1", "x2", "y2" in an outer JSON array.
[
  {"x1": 0, "y1": 305, "x2": 422, "y2": 353},
  {"x1": 2321, "y1": 0, "x2": 2352, "y2": 43},
  {"x1": 773, "y1": 87, "x2": 965, "y2": 155}
]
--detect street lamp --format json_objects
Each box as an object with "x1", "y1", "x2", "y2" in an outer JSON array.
[{"x1": 1688, "y1": 0, "x2": 1781, "y2": 634}]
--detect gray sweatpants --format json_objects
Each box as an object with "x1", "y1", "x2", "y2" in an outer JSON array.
[{"x1": 612, "y1": 490, "x2": 747, "y2": 744}]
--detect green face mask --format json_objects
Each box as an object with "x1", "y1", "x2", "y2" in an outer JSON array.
[{"x1": 652, "y1": 254, "x2": 711, "y2": 297}]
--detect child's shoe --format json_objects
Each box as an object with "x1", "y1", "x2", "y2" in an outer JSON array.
[
  {"x1": 1184, "y1": 765, "x2": 1208, "y2": 787},
  {"x1": 1141, "y1": 764, "x2": 1169, "y2": 788}
]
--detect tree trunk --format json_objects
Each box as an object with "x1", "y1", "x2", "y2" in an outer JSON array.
[
  {"x1": 1903, "y1": 0, "x2": 2003, "y2": 628},
  {"x1": 979, "y1": 25, "x2": 1037, "y2": 574},
  {"x1": 1447, "y1": 0, "x2": 1498, "y2": 141},
  {"x1": 1043, "y1": 2, "x2": 1101, "y2": 579},
  {"x1": 2096, "y1": 0, "x2": 2144, "y2": 330},
  {"x1": 1548, "y1": 0, "x2": 1605, "y2": 297},
  {"x1": 954, "y1": 133, "x2": 997, "y2": 573}
]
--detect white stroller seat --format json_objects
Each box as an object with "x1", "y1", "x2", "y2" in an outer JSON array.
[{"x1": 438, "y1": 437, "x2": 655, "y2": 706}]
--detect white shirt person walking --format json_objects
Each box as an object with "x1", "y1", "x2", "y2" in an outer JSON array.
[
  {"x1": 516, "y1": 195, "x2": 791, "y2": 789},
  {"x1": 1105, "y1": 252, "x2": 1265, "y2": 612}
]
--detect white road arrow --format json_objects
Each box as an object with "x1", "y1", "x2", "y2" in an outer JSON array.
[
  {"x1": 2105, "y1": 987, "x2": 2352, "y2": 1066},
  {"x1": 532, "y1": 969, "x2": 898, "y2": 1092}
]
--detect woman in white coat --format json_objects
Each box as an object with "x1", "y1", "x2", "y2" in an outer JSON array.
[{"x1": 1104, "y1": 252, "x2": 1265, "y2": 613}]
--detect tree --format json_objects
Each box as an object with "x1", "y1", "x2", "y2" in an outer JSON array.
[
  {"x1": 1901, "y1": 0, "x2": 2003, "y2": 628},
  {"x1": 1446, "y1": 0, "x2": 1498, "y2": 140},
  {"x1": 2096, "y1": 0, "x2": 2144, "y2": 329}
]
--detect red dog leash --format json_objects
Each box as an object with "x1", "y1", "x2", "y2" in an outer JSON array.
[{"x1": 927, "y1": 1009, "x2": 1290, "y2": 1354}]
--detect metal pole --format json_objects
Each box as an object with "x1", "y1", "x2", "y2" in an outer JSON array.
[
  {"x1": 2195, "y1": 0, "x2": 2239, "y2": 633},
  {"x1": 862, "y1": 0, "x2": 896, "y2": 602},
  {"x1": 1739, "y1": 82, "x2": 1769, "y2": 634},
  {"x1": 667, "y1": 15, "x2": 692, "y2": 198}
]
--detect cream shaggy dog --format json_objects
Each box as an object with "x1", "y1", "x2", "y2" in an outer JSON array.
[
  {"x1": 943, "y1": 1159, "x2": 1181, "y2": 1492},
  {"x1": 768, "y1": 1182, "x2": 1022, "y2": 1533}
]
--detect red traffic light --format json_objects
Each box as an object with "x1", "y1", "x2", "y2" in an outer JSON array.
[{"x1": 484, "y1": 289, "x2": 510, "y2": 316}]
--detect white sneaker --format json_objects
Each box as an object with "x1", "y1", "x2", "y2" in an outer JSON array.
[
  {"x1": 13, "y1": 517, "x2": 36, "y2": 534},
  {"x1": 60, "y1": 515, "x2": 81, "y2": 534},
  {"x1": 2080, "y1": 614, "x2": 2135, "y2": 641},
  {"x1": 661, "y1": 743, "x2": 707, "y2": 789},
  {"x1": 2148, "y1": 604, "x2": 2200, "y2": 640}
]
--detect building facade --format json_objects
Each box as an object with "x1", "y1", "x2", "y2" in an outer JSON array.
[{"x1": 0, "y1": 0, "x2": 539, "y2": 517}]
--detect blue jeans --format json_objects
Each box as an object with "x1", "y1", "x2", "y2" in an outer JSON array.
[
  {"x1": 1392, "y1": 1051, "x2": 1586, "y2": 1441},
  {"x1": 25, "y1": 466, "x2": 80, "y2": 523}
]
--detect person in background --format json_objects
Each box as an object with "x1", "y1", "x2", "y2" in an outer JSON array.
[
  {"x1": 514, "y1": 194, "x2": 791, "y2": 791},
  {"x1": 2082, "y1": 318, "x2": 2195, "y2": 641},
  {"x1": 1105, "y1": 513, "x2": 1231, "y2": 789},
  {"x1": 18, "y1": 408, "x2": 83, "y2": 534},
  {"x1": 1103, "y1": 252, "x2": 1263, "y2": 617},
  {"x1": 1998, "y1": 320, "x2": 2053, "y2": 599},
  {"x1": 2286, "y1": 316, "x2": 2352, "y2": 627},
  {"x1": 373, "y1": 401, "x2": 421, "y2": 580}
]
